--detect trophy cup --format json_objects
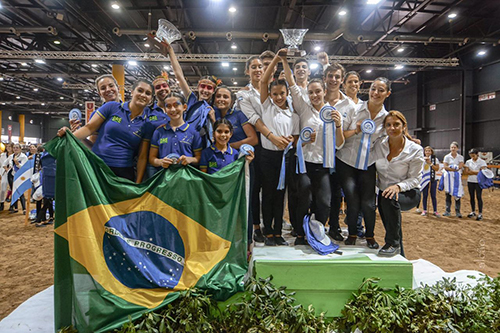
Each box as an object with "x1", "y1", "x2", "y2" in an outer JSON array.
[
  {"x1": 148, "y1": 19, "x2": 182, "y2": 56},
  {"x1": 279, "y1": 29, "x2": 308, "y2": 57}
]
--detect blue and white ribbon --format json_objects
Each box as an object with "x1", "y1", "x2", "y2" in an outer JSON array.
[
  {"x1": 69, "y1": 108, "x2": 82, "y2": 122},
  {"x1": 296, "y1": 127, "x2": 313, "y2": 174},
  {"x1": 319, "y1": 105, "x2": 336, "y2": 169},
  {"x1": 277, "y1": 141, "x2": 294, "y2": 190},
  {"x1": 166, "y1": 153, "x2": 180, "y2": 164},
  {"x1": 238, "y1": 144, "x2": 255, "y2": 159},
  {"x1": 354, "y1": 118, "x2": 376, "y2": 170}
]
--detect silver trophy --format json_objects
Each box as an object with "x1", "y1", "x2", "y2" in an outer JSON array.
[
  {"x1": 279, "y1": 29, "x2": 308, "y2": 57},
  {"x1": 148, "y1": 19, "x2": 182, "y2": 55}
]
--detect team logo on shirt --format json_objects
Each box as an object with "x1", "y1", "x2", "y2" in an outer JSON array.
[
  {"x1": 179, "y1": 134, "x2": 193, "y2": 145},
  {"x1": 209, "y1": 161, "x2": 218, "y2": 168},
  {"x1": 112, "y1": 116, "x2": 122, "y2": 123},
  {"x1": 159, "y1": 138, "x2": 169, "y2": 144},
  {"x1": 149, "y1": 115, "x2": 158, "y2": 121}
]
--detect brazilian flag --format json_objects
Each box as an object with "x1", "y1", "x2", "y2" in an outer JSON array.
[{"x1": 45, "y1": 133, "x2": 249, "y2": 333}]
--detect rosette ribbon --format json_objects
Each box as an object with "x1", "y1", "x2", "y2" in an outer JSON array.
[
  {"x1": 319, "y1": 105, "x2": 336, "y2": 170},
  {"x1": 354, "y1": 118, "x2": 376, "y2": 170},
  {"x1": 296, "y1": 127, "x2": 313, "y2": 174},
  {"x1": 277, "y1": 141, "x2": 294, "y2": 190}
]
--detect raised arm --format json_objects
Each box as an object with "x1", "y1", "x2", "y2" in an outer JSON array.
[
  {"x1": 260, "y1": 55, "x2": 281, "y2": 104},
  {"x1": 166, "y1": 42, "x2": 192, "y2": 98},
  {"x1": 281, "y1": 50, "x2": 297, "y2": 88}
]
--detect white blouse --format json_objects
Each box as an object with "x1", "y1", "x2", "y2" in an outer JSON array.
[
  {"x1": 260, "y1": 98, "x2": 300, "y2": 151},
  {"x1": 374, "y1": 136, "x2": 424, "y2": 192},
  {"x1": 465, "y1": 158, "x2": 487, "y2": 183},
  {"x1": 290, "y1": 85, "x2": 343, "y2": 164},
  {"x1": 235, "y1": 83, "x2": 262, "y2": 127},
  {"x1": 2, "y1": 153, "x2": 28, "y2": 175},
  {"x1": 337, "y1": 100, "x2": 388, "y2": 169}
]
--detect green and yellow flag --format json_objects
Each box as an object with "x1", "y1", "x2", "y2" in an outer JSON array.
[{"x1": 45, "y1": 133, "x2": 249, "y2": 333}]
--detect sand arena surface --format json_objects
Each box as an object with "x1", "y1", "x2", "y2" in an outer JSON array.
[{"x1": 0, "y1": 188, "x2": 499, "y2": 320}]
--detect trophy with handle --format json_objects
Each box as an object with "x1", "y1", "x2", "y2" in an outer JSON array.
[
  {"x1": 279, "y1": 29, "x2": 309, "y2": 57},
  {"x1": 148, "y1": 19, "x2": 182, "y2": 55}
]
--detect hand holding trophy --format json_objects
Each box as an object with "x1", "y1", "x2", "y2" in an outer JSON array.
[{"x1": 148, "y1": 19, "x2": 182, "y2": 56}]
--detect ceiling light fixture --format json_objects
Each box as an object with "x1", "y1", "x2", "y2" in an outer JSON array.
[
  {"x1": 21, "y1": 62, "x2": 28, "y2": 66},
  {"x1": 395, "y1": 65, "x2": 404, "y2": 70},
  {"x1": 41, "y1": 103, "x2": 46, "y2": 106},
  {"x1": 477, "y1": 50, "x2": 486, "y2": 56},
  {"x1": 144, "y1": 43, "x2": 150, "y2": 48},
  {"x1": 448, "y1": 13, "x2": 457, "y2": 19},
  {"x1": 53, "y1": 40, "x2": 61, "y2": 45},
  {"x1": 57, "y1": 77, "x2": 63, "y2": 81},
  {"x1": 397, "y1": 47, "x2": 405, "y2": 52},
  {"x1": 128, "y1": 60, "x2": 138, "y2": 66},
  {"x1": 232, "y1": 67, "x2": 237, "y2": 71},
  {"x1": 16, "y1": 96, "x2": 20, "y2": 99},
  {"x1": 339, "y1": 10, "x2": 347, "y2": 16},
  {"x1": 8, "y1": 116, "x2": 12, "y2": 120},
  {"x1": 222, "y1": 62, "x2": 229, "y2": 67},
  {"x1": 366, "y1": 69, "x2": 372, "y2": 73},
  {"x1": 35, "y1": 59, "x2": 45, "y2": 64},
  {"x1": 33, "y1": 88, "x2": 39, "y2": 91},
  {"x1": 228, "y1": 6, "x2": 236, "y2": 13},
  {"x1": 231, "y1": 44, "x2": 237, "y2": 49},
  {"x1": 366, "y1": 0, "x2": 381, "y2": 4},
  {"x1": 0, "y1": 77, "x2": 3, "y2": 81},
  {"x1": 111, "y1": 2, "x2": 120, "y2": 9},
  {"x1": 60, "y1": 96, "x2": 64, "y2": 100},
  {"x1": 314, "y1": 46, "x2": 321, "y2": 51},
  {"x1": 233, "y1": 82, "x2": 238, "y2": 85},
  {"x1": 91, "y1": 64, "x2": 98, "y2": 67}
]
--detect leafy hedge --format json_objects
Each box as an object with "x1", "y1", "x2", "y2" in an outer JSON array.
[{"x1": 60, "y1": 274, "x2": 500, "y2": 333}]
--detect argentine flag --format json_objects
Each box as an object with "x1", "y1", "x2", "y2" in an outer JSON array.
[{"x1": 10, "y1": 159, "x2": 35, "y2": 206}]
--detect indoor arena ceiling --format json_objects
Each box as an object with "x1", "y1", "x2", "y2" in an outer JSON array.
[{"x1": 0, "y1": 0, "x2": 500, "y2": 115}]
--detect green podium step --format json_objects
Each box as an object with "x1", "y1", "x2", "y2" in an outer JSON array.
[{"x1": 250, "y1": 246, "x2": 413, "y2": 317}]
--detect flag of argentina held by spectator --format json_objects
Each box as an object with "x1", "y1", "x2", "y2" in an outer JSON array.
[{"x1": 10, "y1": 159, "x2": 35, "y2": 206}]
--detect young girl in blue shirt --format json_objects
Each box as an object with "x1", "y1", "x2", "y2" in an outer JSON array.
[
  {"x1": 200, "y1": 118, "x2": 254, "y2": 174},
  {"x1": 149, "y1": 92, "x2": 202, "y2": 169}
]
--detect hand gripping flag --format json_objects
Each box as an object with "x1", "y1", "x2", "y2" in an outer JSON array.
[
  {"x1": 44, "y1": 132, "x2": 249, "y2": 333},
  {"x1": 10, "y1": 159, "x2": 35, "y2": 206}
]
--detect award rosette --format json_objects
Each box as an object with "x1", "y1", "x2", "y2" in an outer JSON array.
[
  {"x1": 354, "y1": 119, "x2": 376, "y2": 170},
  {"x1": 277, "y1": 141, "x2": 294, "y2": 190},
  {"x1": 238, "y1": 144, "x2": 254, "y2": 158},
  {"x1": 69, "y1": 108, "x2": 82, "y2": 122},
  {"x1": 166, "y1": 153, "x2": 180, "y2": 164},
  {"x1": 320, "y1": 105, "x2": 337, "y2": 169},
  {"x1": 279, "y1": 29, "x2": 308, "y2": 57},
  {"x1": 296, "y1": 127, "x2": 313, "y2": 174}
]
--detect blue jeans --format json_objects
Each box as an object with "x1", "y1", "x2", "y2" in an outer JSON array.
[{"x1": 421, "y1": 180, "x2": 437, "y2": 212}]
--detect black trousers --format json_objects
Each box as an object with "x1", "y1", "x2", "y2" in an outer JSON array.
[
  {"x1": 36, "y1": 198, "x2": 54, "y2": 222},
  {"x1": 337, "y1": 158, "x2": 377, "y2": 238},
  {"x1": 251, "y1": 139, "x2": 263, "y2": 226},
  {"x1": 329, "y1": 170, "x2": 342, "y2": 232},
  {"x1": 378, "y1": 188, "x2": 421, "y2": 257},
  {"x1": 445, "y1": 193, "x2": 461, "y2": 214},
  {"x1": 260, "y1": 148, "x2": 288, "y2": 236},
  {"x1": 467, "y1": 182, "x2": 483, "y2": 213},
  {"x1": 286, "y1": 149, "x2": 300, "y2": 231},
  {"x1": 296, "y1": 162, "x2": 332, "y2": 236}
]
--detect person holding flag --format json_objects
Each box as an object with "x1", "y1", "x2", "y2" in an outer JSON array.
[
  {"x1": 442, "y1": 141, "x2": 464, "y2": 218},
  {"x1": 3, "y1": 144, "x2": 29, "y2": 214},
  {"x1": 464, "y1": 148, "x2": 488, "y2": 221}
]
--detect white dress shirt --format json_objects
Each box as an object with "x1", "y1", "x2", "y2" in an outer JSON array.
[
  {"x1": 290, "y1": 85, "x2": 343, "y2": 164},
  {"x1": 260, "y1": 98, "x2": 300, "y2": 151},
  {"x1": 443, "y1": 153, "x2": 464, "y2": 169},
  {"x1": 374, "y1": 136, "x2": 424, "y2": 192},
  {"x1": 337, "y1": 100, "x2": 388, "y2": 169},
  {"x1": 235, "y1": 83, "x2": 262, "y2": 127},
  {"x1": 465, "y1": 158, "x2": 487, "y2": 183}
]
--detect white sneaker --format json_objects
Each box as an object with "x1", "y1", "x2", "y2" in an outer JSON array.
[{"x1": 416, "y1": 208, "x2": 422, "y2": 213}]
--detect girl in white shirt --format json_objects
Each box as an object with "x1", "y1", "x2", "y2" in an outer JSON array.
[
  {"x1": 442, "y1": 141, "x2": 464, "y2": 217},
  {"x1": 374, "y1": 111, "x2": 424, "y2": 257},
  {"x1": 0, "y1": 142, "x2": 14, "y2": 211},
  {"x1": 259, "y1": 53, "x2": 299, "y2": 246},
  {"x1": 3, "y1": 143, "x2": 28, "y2": 214},
  {"x1": 282, "y1": 49, "x2": 345, "y2": 246},
  {"x1": 464, "y1": 148, "x2": 488, "y2": 221}
]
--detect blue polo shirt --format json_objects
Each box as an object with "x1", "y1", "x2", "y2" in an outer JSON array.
[
  {"x1": 143, "y1": 103, "x2": 170, "y2": 140},
  {"x1": 150, "y1": 122, "x2": 203, "y2": 159},
  {"x1": 200, "y1": 144, "x2": 239, "y2": 174},
  {"x1": 214, "y1": 107, "x2": 249, "y2": 144},
  {"x1": 92, "y1": 101, "x2": 148, "y2": 168}
]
